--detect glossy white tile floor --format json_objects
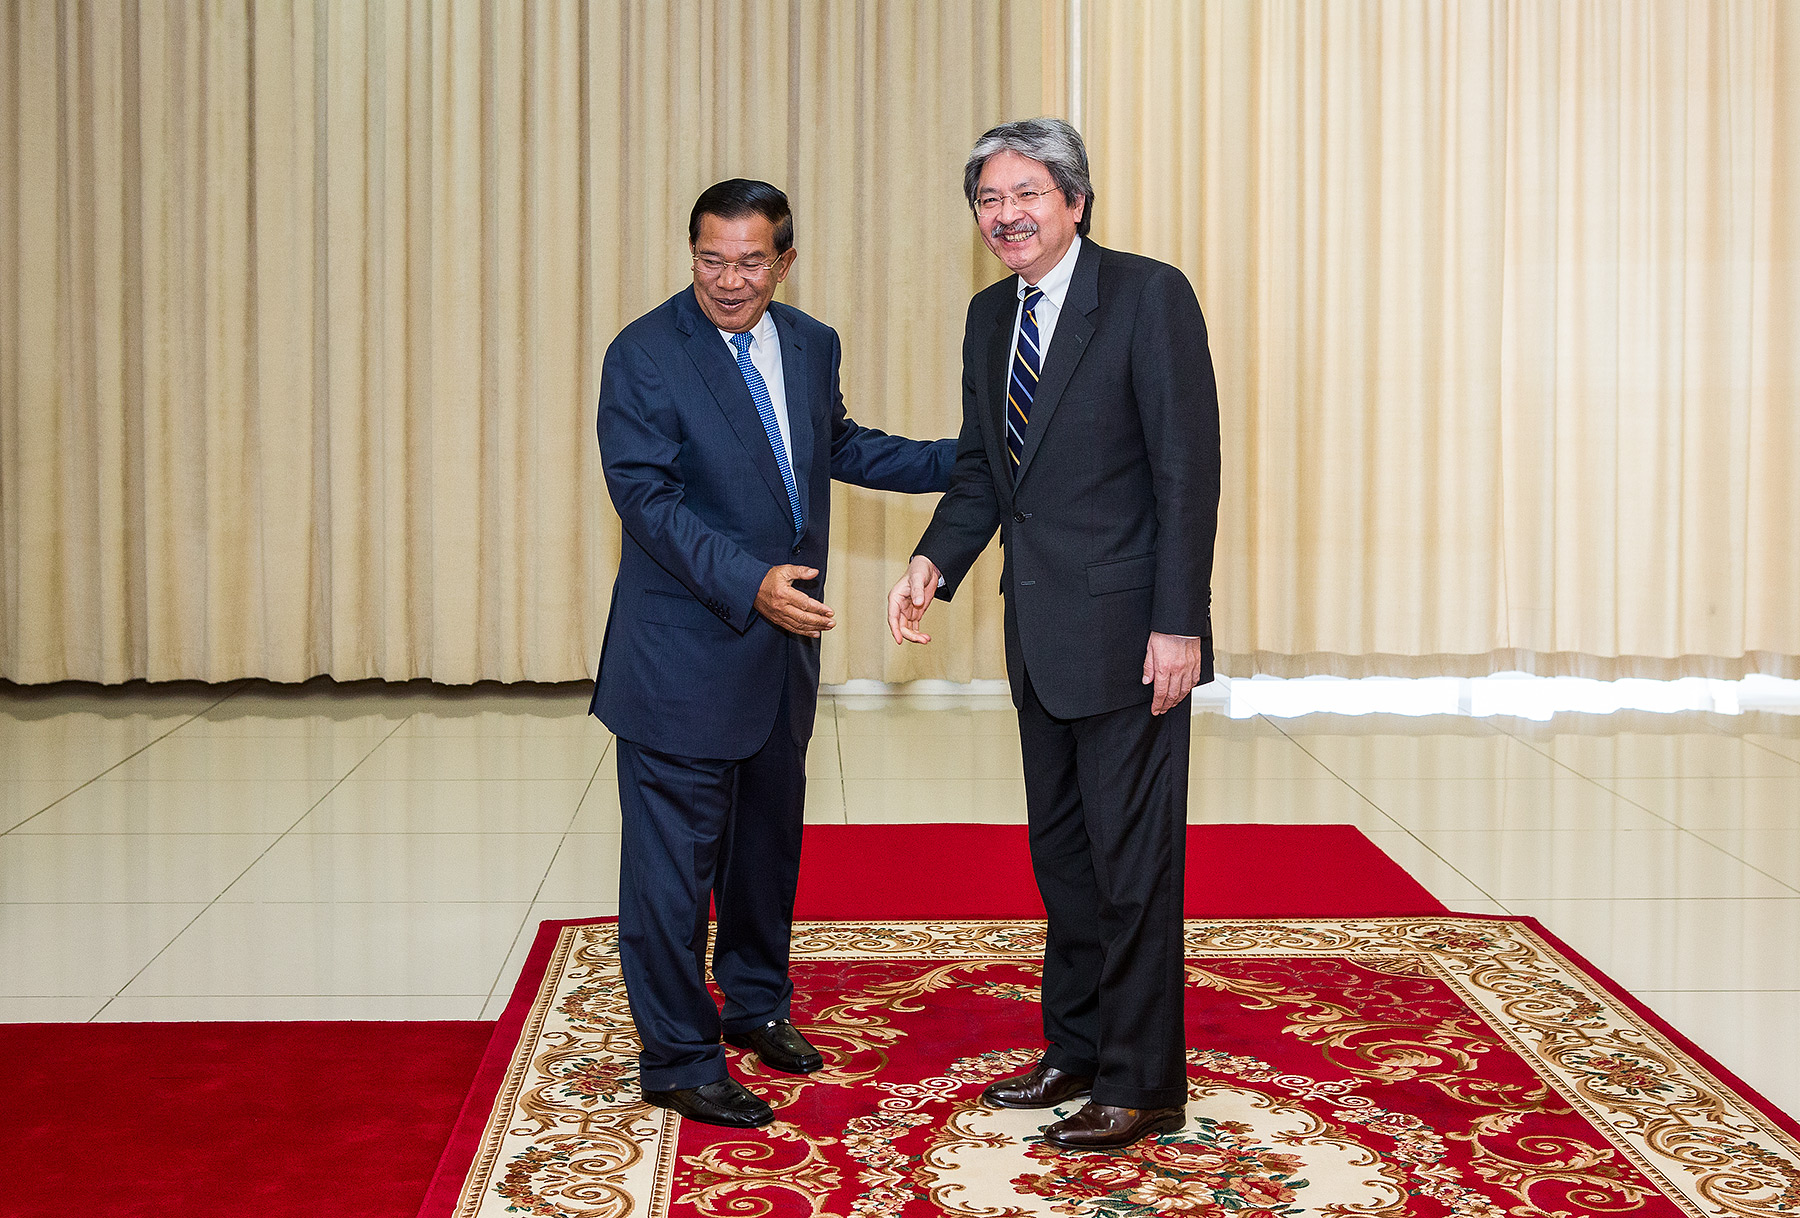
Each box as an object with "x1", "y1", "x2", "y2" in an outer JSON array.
[{"x1": 1, "y1": 679, "x2": 1796, "y2": 1119}]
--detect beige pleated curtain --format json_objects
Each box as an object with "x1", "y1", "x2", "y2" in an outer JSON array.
[
  {"x1": 1089, "y1": 0, "x2": 1800, "y2": 679},
  {"x1": 2, "y1": 0, "x2": 1796, "y2": 685},
  {"x1": 0, "y1": 0, "x2": 1049, "y2": 683}
]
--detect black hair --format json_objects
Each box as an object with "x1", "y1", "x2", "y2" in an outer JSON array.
[{"x1": 689, "y1": 179, "x2": 794, "y2": 253}]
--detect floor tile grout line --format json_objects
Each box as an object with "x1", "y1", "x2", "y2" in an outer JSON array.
[
  {"x1": 1, "y1": 681, "x2": 252, "y2": 837},
  {"x1": 1557, "y1": 774, "x2": 1800, "y2": 897},
  {"x1": 86, "y1": 707, "x2": 418, "y2": 1022},
  {"x1": 1265, "y1": 716, "x2": 1799, "y2": 897},
  {"x1": 1476, "y1": 718, "x2": 1600, "y2": 780},
  {"x1": 1663, "y1": 831, "x2": 1800, "y2": 897},
  {"x1": 1257, "y1": 712, "x2": 1501, "y2": 905},
  {"x1": 480, "y1": 734, "x2": 615, "y2": 1014},
  {"x1": 87, "y1": 1001, "x2": 497, "y2": 1022},
  {"x1": 1494, "y1": 713, "x2": 1800, "y2": 780},
  {"x1": 1740, "y1": 734, "x2": 1800, "y2": 769},
  {"x1": 1559, "y1": 771, "x2": 1686, "y2": 830},
  {"x1": 1537, "y1": 771, "x2": 1800, "y2": 891},
  {"x1": 1247, "y1": 710, "x2": 1407, "y2": 831},
  {"x1": 830, "y1": 695, "x2": 848, "y2": 824}
]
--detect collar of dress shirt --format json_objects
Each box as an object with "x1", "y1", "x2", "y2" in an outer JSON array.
[
  {"x1": 718, "y1": 309, "x2": 779, "y2": 353},
  {"x1": 712, "y1": 311, "x2": 777, "y2": 354},
  {"x1": 1016, "y1": 235, "x2": 1082, "y2": 310}
]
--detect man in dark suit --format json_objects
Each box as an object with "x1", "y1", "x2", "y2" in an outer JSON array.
[
  {"x1": 888, "y1": 119, "x2": 1220, "y2": 1151},
  {"x1": 595, "y1": 179, "x2": 953, "y2": 1128}
]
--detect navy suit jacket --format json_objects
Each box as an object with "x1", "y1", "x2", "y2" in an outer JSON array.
[{"x1": 593, "y1": 288, "x2": 954, "y2": 759}]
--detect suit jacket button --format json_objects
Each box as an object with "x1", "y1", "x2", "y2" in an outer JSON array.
[
  {"x1": 791, "y1": 544, "x2": 802, "y2": 555},
  {"x1": 1012, "y1": 511, "x2": 1027, "y2": 523}
]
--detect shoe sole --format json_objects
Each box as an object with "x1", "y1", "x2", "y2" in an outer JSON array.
[
  {"x1": 641, "y1": 1091, "x2": 774, "y2": 1128},
  {"x1": 1042, "y1": 1112, "x2": 1184, "y2": 1151}
]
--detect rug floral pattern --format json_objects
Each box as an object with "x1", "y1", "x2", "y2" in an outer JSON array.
[{"x1": 449, "y1": 918, "x2": 1800, "y2": 1217}]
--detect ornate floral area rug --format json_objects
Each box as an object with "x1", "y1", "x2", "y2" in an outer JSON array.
[{"x1": 426, "y1": 917, "x2": 1800, "y2": 1218}]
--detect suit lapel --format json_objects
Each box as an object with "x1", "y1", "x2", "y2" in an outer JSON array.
[
  {"x1": 773, "y1": 307, "x2": 813, "y2": 526},
  {"x1": 676, "y1": 291, "x2": 793, "y2": 522},
  {"x1": 1015, "y1": 240, "x2": 1100, "y2": 485}
]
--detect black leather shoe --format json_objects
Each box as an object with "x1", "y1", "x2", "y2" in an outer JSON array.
[
  {"x1": 641, "y1": 1077, "x2": 774, "y2": 1128},
  {"x1": 982, "y1": 1059, "x2": 1095, "y2": 1109},
  {"x1": 723, "y1": 1019, "x2": 824, "y2": 1074},
  {"x1": 1042, "y1": 1101, "x2": 1184, "y2": 1150}
]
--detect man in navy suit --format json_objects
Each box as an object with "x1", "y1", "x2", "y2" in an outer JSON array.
[{"x1": 592, "y1": 180, "x2": 953, "y2": 1128}]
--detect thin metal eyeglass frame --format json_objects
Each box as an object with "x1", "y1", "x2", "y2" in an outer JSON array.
[
  {"x1": 973, "y1": 187, "x2": 1061, "y2": 216},
  {"x1": 691, "y1": 254, "x2": 781, "y2": 280}
]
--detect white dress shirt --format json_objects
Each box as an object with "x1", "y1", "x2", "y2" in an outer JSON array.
[
  {"x1": 1011, "y1": 235, "x2": 1082, "y2": 368},
  {"x1": 720, "y1": 311, "x2": 792, "y2": 464}
]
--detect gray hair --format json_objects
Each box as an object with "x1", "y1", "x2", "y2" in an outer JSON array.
[{"x1": 963, "y1": 117, "x2": 1094, "y2": 236}]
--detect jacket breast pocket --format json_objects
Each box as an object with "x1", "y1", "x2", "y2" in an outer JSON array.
[
  {"x1": 1086, "y1": 553, "x2": 1156, "y2": 596},
  {"x1": 639, "y1": 588, "x2": 730, "y2": 632}
]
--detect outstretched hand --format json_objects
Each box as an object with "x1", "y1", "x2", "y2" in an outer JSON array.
[
  {"x1": 887, "y1": 555, "x2": 942, "y2": 644},
  {"x1": 756, "y1": 565, "x2": 834, "y2": 637}
]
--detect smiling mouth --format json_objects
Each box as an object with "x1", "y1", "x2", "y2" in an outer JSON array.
[{"x1": 993, "y1": 222, "x2": 1038, "y2": 246}]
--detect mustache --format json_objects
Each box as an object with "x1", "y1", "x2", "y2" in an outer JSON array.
[{"x1": 991, "y1": 219, "x2": 1038, "y2": 239}]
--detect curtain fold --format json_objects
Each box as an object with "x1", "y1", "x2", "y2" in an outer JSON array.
[
  {"x1": 1085, "y1": 0, "x2": 1799, "y2": 680},
  {"x1": 0, "y1": 0, "x2": 1043, "y2": 683},
  {"x1": 4, "y1": 1, "x2": 1795, "y2": 684}
]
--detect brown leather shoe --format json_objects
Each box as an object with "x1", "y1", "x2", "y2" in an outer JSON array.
[
  {"x1": 982, "y1": 1060, "x2": 1094, "y2": 1109},
  {"x1": 1042, "y1": 1101, "x2": 1184, "y2": 1151}
]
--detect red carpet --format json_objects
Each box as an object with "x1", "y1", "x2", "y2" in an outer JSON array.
[
  {"x1": 0, "y1": 1020, "x2": 491, "y2": 1218},
  {"x1": 0, "y1": 825, "x2": 1439, "y2": 1218},
  {"x1": 794, "y1": 823, "x2": 1441, "y2": 919}
]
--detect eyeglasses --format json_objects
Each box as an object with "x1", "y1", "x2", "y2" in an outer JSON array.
[
  {"x1": 692, "y1": 254, "x2": 782, "y2": 279},
  {"x1": 973, "y1": 187, "x2": 1061, "y2": 216}
]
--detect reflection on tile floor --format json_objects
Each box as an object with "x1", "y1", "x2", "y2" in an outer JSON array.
[{"x1": 1, "y1": 678, "x2": 1795, "y2": 1118}]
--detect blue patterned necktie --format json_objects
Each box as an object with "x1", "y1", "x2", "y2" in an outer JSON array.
[
  {"x1": 1007, "y1": 286, "x2": 1044, "y2": 468},
  {"x1": 730, "y1": 330, "x2": 804, "y2": 536}
]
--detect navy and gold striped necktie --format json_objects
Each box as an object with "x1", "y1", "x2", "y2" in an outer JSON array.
[{"x1": 1006, "y1": 286, "x2": 1044, "y2": 469}]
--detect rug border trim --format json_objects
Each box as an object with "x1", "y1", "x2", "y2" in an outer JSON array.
[{"x1": 416, "y1": 910, "x2": 1799, "y2": 1217}]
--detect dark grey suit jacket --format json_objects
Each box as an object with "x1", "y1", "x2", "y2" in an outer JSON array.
[{"x1": 917, "y1": 239, "x2": 1221, "y2": 719}]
